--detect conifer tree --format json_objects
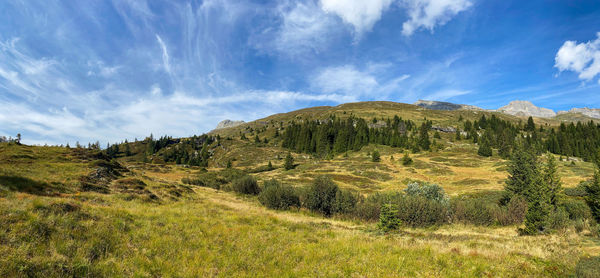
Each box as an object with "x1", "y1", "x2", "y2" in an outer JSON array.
[
  {"x1": 585, "y1": 164, "x2": 600, "y2": 223},
  {"x1": 503, "y1": 144, "x2": 539, "y2": 203},
  {"x1": 418, "y1": 122, "x2": 431, "y2": 151},
  {"x1": 267, "y1": 160, "x2": 273, "y2": 170},
  {"x1": 284, "y1": 153, "x2": 294, "y2": 170},
  {"x1": 543, "y1": 153, "x2": 562, "y2": 208},
  {"x1": 477, "y1": 138, "x2": 493, "y2": 157},
  {"x1": 402, "y1": 152, "x2": 413, "y2": 166},
  {"x1": 371, "y1": 150, "x2": 381, "y2": 162}
]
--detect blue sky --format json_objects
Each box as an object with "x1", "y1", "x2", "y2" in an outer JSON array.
[{"x1": 1, "y1": 0, "x2": 600, "y2": 145}]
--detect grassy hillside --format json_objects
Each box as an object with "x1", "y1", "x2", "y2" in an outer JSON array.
[
  {"x1": 2, "y1": 101, "x2": 600, "y2": 276},
  {"x1": 0, "y1": 142, "x2": 599, "y2": 277}
]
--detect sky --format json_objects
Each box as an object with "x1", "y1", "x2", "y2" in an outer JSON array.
[{"x1": 1, "y1": 0, "x2": 600, "y2": 146}]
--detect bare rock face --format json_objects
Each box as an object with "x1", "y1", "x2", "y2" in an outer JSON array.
[
  {"x1": 414, "y1": 100, "x2": 483, "y2": 111},
  {"x1": 215, "y1": 119, "x2": 245, "y2": 130},
  {"x1": 497, "y1": 100, "x2": 556, "y2": 118},
  {"x1": 557, "y1": 108, "x2": 600, "y2": 119}
]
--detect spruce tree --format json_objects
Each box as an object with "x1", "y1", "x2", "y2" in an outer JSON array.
[
  {"x1": 418, "y1": 123, "x2": 431, "y2": 151},
  {"x1": 477, "y1": 138, "x2": 493, "y2": 157},
  {"x1": 585, "y1": 166, "x2": 600, "y2": 223},
  {"x1": 267, "y1": 160, "x2": 273, "y2": 170},
  {"x1": 526, "y1": 116, "x2": 536, "y2": 132},
  {"x1": 543, "y1": 153, "x2": 562, "y2": 208},
  {"x1": 284, "y1": 153, "x2": 294, "y2": 170},
  {"x1": 371, "y1": 150, "x2": 381, "y2": 162},
  {"x1": 402, "y1": 152, "x2": 413, "y2": 166},
  {"x1": 504, "y1": 144, "x2": 539, "y2": 203}
]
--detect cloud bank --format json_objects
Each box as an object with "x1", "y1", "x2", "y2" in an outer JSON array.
[{"x1": 555, "y1": 32, "x2": 600, "y2": 83}]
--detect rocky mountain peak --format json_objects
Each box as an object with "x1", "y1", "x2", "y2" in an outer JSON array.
[
  {"x1": 214, "y1": 119, "x2": 245, "y2": 130},
  {"x1": 497, "y1": 100, "x2": 556, "y2": 118},
  {"x1": 414, "y1": 100, "x2": 483, "y2": 111}
]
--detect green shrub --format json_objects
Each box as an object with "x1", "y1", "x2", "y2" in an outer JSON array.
[
  {"x1": 404, "y1": 182, "x2": 448, "y2": 204},
  {"x1": 304, "y1": 176, "x2": 338, "y2": 216},
  {"x1": 378, "y1": 204, "x2": 400, "y2": 232},
  {"x1": 258, "y1": 179, "x2": 300, "y2": 210},
  {"x1": 546, "y1": 207, "x2": 570, "y2": 231},
  {"x1": 564, "y1": 181, "x2": 589, "y2": 197},
  {"x1": 560, "y1": 198, "x2": 592, "y2": 220},
  {"x1": 451, "y1": 199, "x2": 496, "y2": 226},
  {"x1": 332, "y1": 189, "x2": 358, "y2": 215},
  {"x1": 232, "y1": 176, "x2": 260, "y2": 195},
  {"x1": 395, "y1": 196, "x2": 449, "y2": 227},
  {"x1": 352, "y1": 192, "x2": 403, "y2": 221},
  {"x1": 371, "y1": 150, "x2": 381, "y2": 162},
  {"x1": 495, "y1": 195, "x2": 528, "y2": 226},
  {"x1": 402, "y1": 152, "x2": 413, "y2": 166}
]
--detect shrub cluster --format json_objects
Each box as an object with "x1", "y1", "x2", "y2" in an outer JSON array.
[
  {"x1": 304, "y1": 176, "x2": 357, "y2": 216},
  {"x1": 232, "y1": 176, "x2": 260, "y2": 195},
  {"x1": 258, "y1": 179, "x2": 300, "y2": 210}
]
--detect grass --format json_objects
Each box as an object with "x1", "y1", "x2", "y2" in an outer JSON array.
[{"x1": 1, "y1": 122, "x2": 599, "y2": 277}]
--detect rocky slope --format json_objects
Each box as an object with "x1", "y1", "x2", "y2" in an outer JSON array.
[
  {"x1": 497, "y1": 100, "x2": 556, "y2": 118},
  {"x1": 557, "y1": 107, "x2": 600, "y2": 119},
  {"x1": 414, "y1": 100, "x2": 483, "y2": 111},
  {"x1": 214, "y1": 119, "x2": 245, "y2": 130}
]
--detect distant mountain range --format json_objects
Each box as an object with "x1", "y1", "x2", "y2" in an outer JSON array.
[{"x1": 415, "y1": 99, "x2": 600, "y2": 119}]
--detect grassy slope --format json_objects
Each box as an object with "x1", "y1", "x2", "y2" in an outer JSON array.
[{"x1": 1, "y1": 143, "x2": 599, "y2": 277}]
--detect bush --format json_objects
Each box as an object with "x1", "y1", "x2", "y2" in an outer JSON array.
[
  {"x1": 495, "y1": 195, "x2": 528, "y2": 226},
  {"x1": 451, "y1": 199, "x2": 496, "y2": 226},
  {"x1": 404, "y1": 182, "x2": 448, "y2": 204},
  {"x1": 304, "y1": 176, "x2": 338, "y2": 216},
  {"x1": 564, "y1": 181, "x2": 589, "y2": 197},
  {"x1": 402, "y1": 152, "x2": 413, "y2": 166},
  {"x1": 560, "y1": 198, "x2": 592, "y2": 220},
  {"x1": 332, "y1": 189, "x2": 358, "y2": 215},
  {"x1": 378, "y1": 204, "x2": 400, "y2": 232},
  {"x1": 396, "y1": 196, "x2": 449, "y2": 227},
  {"x1": 232, "y1": 176, "x2": 260, "y2": 195},
  {"x1": 352, "y1": 192, "x2": 403, "y2": 221},
  {"x1": 547, "y1": 207, "x2": 570, "y2": 231},
  {"x1": 371, "y1": 150, "x2": 381, "y2": 162},
  {"x1": 258, "y1": 179, "x2": 300, "y2": 210}
]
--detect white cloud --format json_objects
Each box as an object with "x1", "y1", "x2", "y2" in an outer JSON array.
[
  {"x1": 555, "y1": 32, "x2": 600, "y2": 82},
  {"x1": 401, "y1": 0, "x2": 472, "y2": 36},
  {"x1": 320, "y1": 0, "x2": 393, "y2": 35},
  {"x1": 312, "y1": 64, "x2": 409, "y2": 98},
  {"x1": 155, "y1": 34, "x2": 171, "y2": 74}
]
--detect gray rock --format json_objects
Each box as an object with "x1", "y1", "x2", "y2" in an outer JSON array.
[
  {"x1": 497, "y1": 100, "x2": 556, "y2": 118},
  {"x1": 431, "y1": 126, "x2": 457, "y2": 133},
  {"x1": 557, "y1": 107, "x2": 600, "y2": 119},
  {"x1": 414, "y1": 100, "x2": 483, "y2": 111},
  {"x1": 214, "y1": 119, "x2": 245, "y2": 130}
]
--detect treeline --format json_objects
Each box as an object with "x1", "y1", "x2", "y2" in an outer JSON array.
[
  {"x1": 282, "y1": 115, "x2": 432, "y2": 157},
  {"x1": 105, "y1": 134, "x2": 218, "y2": 167}
]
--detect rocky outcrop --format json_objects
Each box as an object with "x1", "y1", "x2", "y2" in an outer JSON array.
[
  {"x1": 431, "y1": 126, "x2": 457, "y2": 133},
  {"x1": 414, "y1": 100, "x2": 483, "y2": 111},
  {"x1": 557, "y1": 108, "x2": 600, "y2": 119},
  {"x1": 214, "y1": 119, "x2": 245, "y2": 130},
  {"x1": 497, "y1": 100, "x2": 556, "y2": 118}
]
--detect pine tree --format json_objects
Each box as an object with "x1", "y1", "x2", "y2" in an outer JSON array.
[
  {"x1": 418, "y1": 123, "x2": 431, "y2": 151},
  {"x1": 477, "y1": 138, "x2": 493, "y2": 157},
  {"x1": 371, "y1": 150, "x2": 381, "y2": 162},
  {"x1": 504, "y1": 144, "x2": 539, "y2": 203},
  {"x1": 455, "y1": 129, "x2": 461, "y2": 141},
  {"x1": 402, "y1": 152, "x2": 413, "y2": 166},
  {"x1": 543, "y1": 153, "x2": 562, "y2": 208},
  {"x1": 284, "y1": 153, "x2": 294, "y2": 170},
  {"x1": 125, "y1": 144, "x2": 131, "y2": 156},
  {"x1": 377, "y1": 203, "x2": 401, "y2": 232},
  {"x1": 585, "y1": 166, "x2": 600, "y2": 223},
  {"x1": 267, "y1": 160, "x2": 273, "y2": 170},
  {"x1": 526, "y1": 116, "x2": 536, "y2": 132}
]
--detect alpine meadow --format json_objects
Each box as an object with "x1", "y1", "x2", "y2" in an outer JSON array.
[{"x1": 2, "y1": 1, "x2": 600, "y2": 277}]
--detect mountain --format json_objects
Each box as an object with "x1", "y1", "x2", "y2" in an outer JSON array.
[
  {"x1": 557, "y1": 107, "x2": 600, "y2": 119},
  {"x1": 496, "y1": 100, "x2": 556, "y2": 118},
  {"x1": 414, "y1": 100, "x2": 483, "y2": 111},
  {"x1": 214, "y1": 119, "x2": 245, "y2": 130}
]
